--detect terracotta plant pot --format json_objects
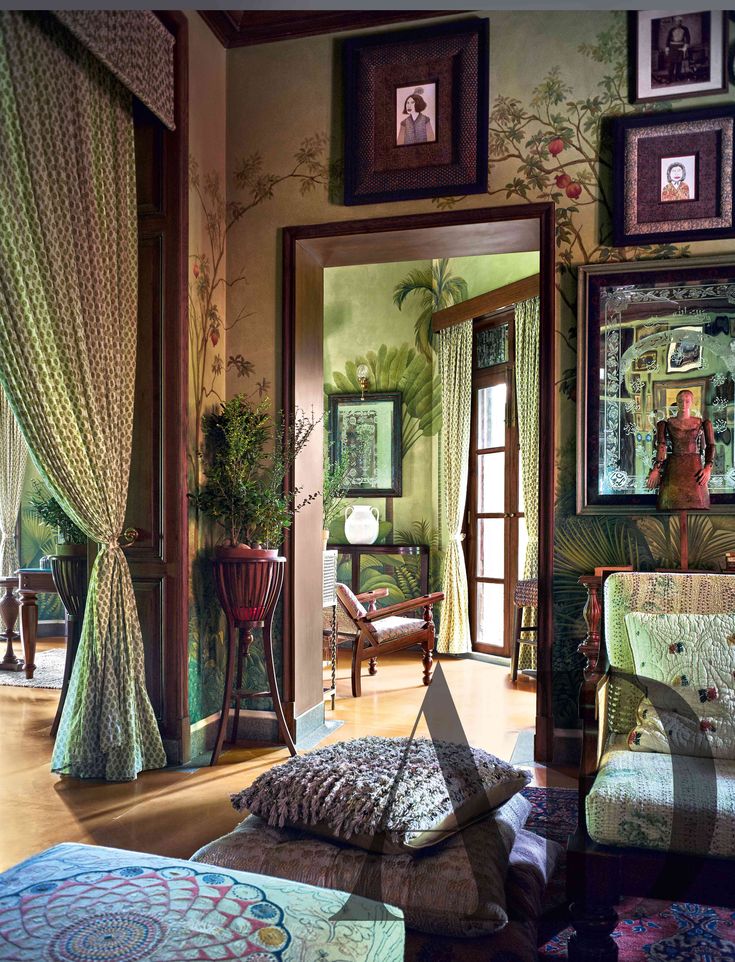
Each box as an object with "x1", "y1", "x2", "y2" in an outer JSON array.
[{"x1": 214, "y1": 544, "x2": 279, "y2": 560}]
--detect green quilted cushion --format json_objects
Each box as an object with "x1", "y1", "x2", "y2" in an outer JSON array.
[
  {"x1": 624, "y1": 612, "x2": 735, "y2": 759},
  {"x1": 587, "y1": 741, "x2": 735, "y2": 856},
  {"x1": 603, "y1": 573, "x2": 735, "y2": 733}
]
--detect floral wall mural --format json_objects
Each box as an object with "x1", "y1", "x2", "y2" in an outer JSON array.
[{"x1": 186, "y1": 10, "x2": 735, "y2": 739}]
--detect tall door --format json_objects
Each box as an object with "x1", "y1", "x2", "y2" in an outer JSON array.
[
  {"x1": 466, "y1": 311, "x2": 526, "y2": 656},
  {"x1": 125, "y1": 89, "x2": 188, "y2": 763}
]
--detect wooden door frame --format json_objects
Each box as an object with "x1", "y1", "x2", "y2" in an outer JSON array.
[
  {"x1": 282, "y1": 203, "x2": 555, "y2": 763},
  {"x1": 467, "y1": 309, "x2": 522, "y2": 658},
  {"x1": 152, "y1": 11, "x2": 189, "y2": 762}
]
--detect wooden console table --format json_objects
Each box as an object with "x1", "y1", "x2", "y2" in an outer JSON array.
[
  {"x1": 17, "y1": 568, "x2": 58, "y2": 679},
  {"x1": 330, "y1": 543, "x2": 430, "y2": 596}
]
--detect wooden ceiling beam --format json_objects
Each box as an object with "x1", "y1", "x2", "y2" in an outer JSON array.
[{"x1": 431, "y1": 273, "x2": 540, "y2": 333}]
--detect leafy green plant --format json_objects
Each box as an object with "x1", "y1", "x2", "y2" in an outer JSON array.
[
  {"x1": 191, "y1": 394, "x2": 319, "y2": 549},
  {"x1": 29, "y1": 482, "x2": 86, "y2": 545},
  {"x1": 393, "y1": 258, "x2": 469, "y2": 358},
  {"x1": 325, "y1": 342, "x2": 441, "y2": 455},
  {"x1": 322, "y1": 453, "x2": 352, "y2": 530}
]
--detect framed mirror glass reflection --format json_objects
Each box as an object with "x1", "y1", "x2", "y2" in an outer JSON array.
[{"x1": 577, "y1": 256, "x2": 735, "y2": 513}]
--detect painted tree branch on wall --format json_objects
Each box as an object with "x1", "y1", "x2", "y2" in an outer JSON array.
[{"x1": 188, "y1": 134, "x2": 335, "y2": 488}]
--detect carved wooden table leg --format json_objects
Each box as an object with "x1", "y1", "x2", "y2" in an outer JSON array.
[
  {"x1": 0, "y1": 576, "x2": 23, "y2": 672},
  {"x1": 422, "y1": 601, "x2": 434, "y2": 686},
  {"x1": 18, "y1": 588, "x2": 39, "y2": 679}
]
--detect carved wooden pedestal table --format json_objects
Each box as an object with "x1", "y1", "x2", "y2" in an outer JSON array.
[
  {"x1": 0, "y1": 576, "x2": 23, "y2": 672},
  {"x1": 16, "y1": 568, "x2": 58, "y2": 680}
]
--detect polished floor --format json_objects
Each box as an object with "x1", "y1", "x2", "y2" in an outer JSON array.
[{"x1": 0, "y1": 640, "x2": 572, "y2": 872}]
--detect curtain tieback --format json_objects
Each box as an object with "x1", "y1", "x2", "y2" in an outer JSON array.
[{"x1": 451, "y1": 532, "x2": 465, "y2": 542}]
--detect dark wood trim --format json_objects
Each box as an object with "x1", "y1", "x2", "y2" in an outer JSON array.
[
  {"x1": 153, "y1": 10, "x2": 190, "y2": 763},
  {"x1": 283, "y1": 202, "x2": 556, "y2": 764},
  {"x1": 432, "y1": 273, "x2": 540, "y2": 332},
  {"x1": 198, "y1": 11, "x2": 451, "y2": 49}
]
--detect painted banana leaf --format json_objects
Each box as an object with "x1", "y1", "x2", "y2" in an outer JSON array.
[{"x1": 634, "y1": 514, "x2": 735, "y2": 572}]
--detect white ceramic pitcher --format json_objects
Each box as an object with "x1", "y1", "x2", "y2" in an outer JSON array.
[{"x1": 344, "y1": 505, "x2": 379, "y2": 545}]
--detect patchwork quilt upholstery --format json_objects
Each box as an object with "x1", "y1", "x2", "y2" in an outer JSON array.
[
  {"x1": 603, "y1": 573, "x2": 735, "y2": 733},
  {"x1": 586, "y1": 739, "x2": 735, "y2": 856},
  {"x1": 0, "y1": 842, "x2": 404, "y2": 962}
]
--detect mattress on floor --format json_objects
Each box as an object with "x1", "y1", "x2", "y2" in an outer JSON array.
[{"x1": 0, "y1": 841, "x2": 404, "y2": 962}]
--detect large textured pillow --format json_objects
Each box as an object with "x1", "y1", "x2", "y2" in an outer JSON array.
[
  {"x1": 193, "y1": 793, "x2": 547, "y2": 938},
  {"x1": 231, "y1": 736, "x2": 532, "y2": 853},
  {"x1": 624, "y1": 611, "x2": 735, "y2": 759}
]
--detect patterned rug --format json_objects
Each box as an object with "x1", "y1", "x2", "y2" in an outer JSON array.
[
  {"x1": 0, "y1": 647, "x2": 64, "y2": 688},
  {"x1": 527, "y1": 787, "x2": 735, "y2": 960}
]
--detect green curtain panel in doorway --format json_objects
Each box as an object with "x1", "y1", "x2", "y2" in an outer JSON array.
[
  {"x1": 437, "y1": 320, "x2": 473, "y2": 654},
  {"x1": 515, "y1": 296, "x2": 540, "y2": 671},
  {"x1": 0, "y1": 387, "x2": 27, "y2": 577},
  {"x1": 0, "y1": 12, "x2": 166, "y2": 780}
]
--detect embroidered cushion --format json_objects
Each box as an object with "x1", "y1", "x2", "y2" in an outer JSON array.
[
  {"x1": 623, "y1": 611, "x2": 735, "y2": 759},
  {"x1": 628, "y1": 686, "x2": 735, "y2": 759},
  {"x1": 604, "y1": 573, "x2": 735, "y2": 733},
  {"x1": 193, "y1": 794, "x2": 554, "y2": 938},
  {"x1": 231, "y1": 736, "x2": 531, "y2": 853},
  {"x1": 372, "y1": 616, "x2": 426, "y2": 643},
  {"x1": 586, "y1": 739, "x2": 735, "y2": 856}
]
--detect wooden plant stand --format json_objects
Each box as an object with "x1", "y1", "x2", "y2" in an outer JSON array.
[
  {"x1": 0, "y1": 576, "x2": 23, "y2": 672},
  {"x1": 210, "y1": 554, "x2": 296, "y2": 765}
]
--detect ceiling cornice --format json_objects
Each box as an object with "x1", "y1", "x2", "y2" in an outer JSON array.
[{"x1": 198, "y1": 11, "x2": 457, "y2": 48}]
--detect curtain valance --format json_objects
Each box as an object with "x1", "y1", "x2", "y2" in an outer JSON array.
[{"x1": 54, "y1": 11, "x2": 175, "y2": 131}]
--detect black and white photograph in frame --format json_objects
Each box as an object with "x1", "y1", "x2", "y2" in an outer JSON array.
[{"x1": 631, "y1": 10, "x2": 727, "y2": 103}]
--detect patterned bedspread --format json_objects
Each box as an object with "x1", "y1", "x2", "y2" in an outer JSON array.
[{"x1": 0, "y1": 843, "x2": 404, "y2": 962}]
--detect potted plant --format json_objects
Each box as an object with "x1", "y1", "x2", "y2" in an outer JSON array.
[
  {"x1": 191, "y1": 393, "x2": 319, "y2": 558},
  {"x1": 322, "y1": 453, "x2": 352, "y2": 549},
  {"x1": 30, "y1": 482, "x2": 86, "y2": 558}
]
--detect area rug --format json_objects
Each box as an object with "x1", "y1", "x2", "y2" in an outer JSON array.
[
  {"x1": 529, "y1": 787, "x2": 735, "y2": 961},
  {"x1": 0, "y1": 647, "x2": 64, "y2": 689}
]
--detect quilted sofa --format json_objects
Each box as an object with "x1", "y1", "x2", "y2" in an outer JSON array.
[{"x1": 566, "y1": 572, "x2": 735, "y2": 962}]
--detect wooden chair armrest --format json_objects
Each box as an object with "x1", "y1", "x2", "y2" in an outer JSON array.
[
  {"x1": 356, "y1": 587, "x2": 390, "y2": 613},
  {"x1": 362, "y1": 592, "x2": 444, "y2": 622}
]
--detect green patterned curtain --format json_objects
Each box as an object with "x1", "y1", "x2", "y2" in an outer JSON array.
[
  {"x1": 0, "y1": 12, "x2": 166, "y2": 780},
  {"x1": 0, "y1": 386, "x2": 27, "y2": 576},
  {"x1": 515, "y1": 296, "x2": 540, "y2": 670},
  {"x1": 437, "y1": 321, "x2": 473, "y2": 654}
]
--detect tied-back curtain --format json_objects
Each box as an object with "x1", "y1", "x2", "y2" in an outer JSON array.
[
  {"x1": 0, "y1": 387, "x2": 27, "y2": 576},
  {"x1": 437, "y1": 321, "x2": 473, "y2": 654},
  {"x1": 515, "y1": 296, "x2": 540, "y2": 670},
  {"x1": 0, "y1": 12, "x2": 166, "y2": 780}
]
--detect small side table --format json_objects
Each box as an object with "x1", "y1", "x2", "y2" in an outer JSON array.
[
  {"x1": 0, "y1": 576, "x2": 23, "y2": 672},
  {"x1": 17, "y1": 567, "x2": 57, "y2": 679}
]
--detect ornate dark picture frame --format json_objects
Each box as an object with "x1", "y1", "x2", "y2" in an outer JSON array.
[
  {"x1": 329, "y1": 391, "x2": 403, "y2": 497},
  {"x1": 629, "y1": 10, "x2": 728, "y2": 104},
  {"x1": 342, "y1": 18, "x2": 489, "y2": 206},
  {"x1": 612, "y1": 105, "x2": 735, "y2": 247},
  {"x1": 577, "y1": 256, "x2": 735, "y2": 515}
]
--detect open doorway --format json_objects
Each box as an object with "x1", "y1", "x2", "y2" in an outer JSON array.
[{"x1": 282, "y1": 205, "x2": 555, "y2": 762}]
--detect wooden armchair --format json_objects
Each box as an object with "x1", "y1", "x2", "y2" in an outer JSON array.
[
  {"x1": 567, "y1": 571, "x2": 735, "y2": 961},
  {"x1": 335, "y1": 582, "x2": 444, "y2": 697}
]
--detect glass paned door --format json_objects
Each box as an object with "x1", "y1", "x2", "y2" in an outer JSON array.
[{"x1": 466, "y1": 313, "x2": 523, "y2": 656}]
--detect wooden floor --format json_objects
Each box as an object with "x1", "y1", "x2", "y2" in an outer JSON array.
[{"x1": 0, "y1": 639, "x2": 573, "y2": 872}]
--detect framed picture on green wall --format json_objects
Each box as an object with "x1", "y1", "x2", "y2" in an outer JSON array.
[{"x1": 329, "y1": 392, "x2": 402, "y2": 497}]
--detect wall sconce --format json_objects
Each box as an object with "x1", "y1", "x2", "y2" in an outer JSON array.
[{"x1": 356, "y1": 363, "x2": 370, "y2": 400}]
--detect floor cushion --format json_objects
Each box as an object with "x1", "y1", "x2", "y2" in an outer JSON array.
[
  {"x1": 0, "y1": 842, "x2": 404, "y2": 962},
  {"x1": 586, "y1": 740, "x2": 735, "y2": 856},
  {"x1": 231, "y1": 735, "x2": 531, "y2": 853},
  {"x1": 193, "y1": 793, "x2": 548, "y2": 938}
]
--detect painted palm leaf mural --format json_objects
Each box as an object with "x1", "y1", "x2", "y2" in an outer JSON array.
[
  {"x1": 325, "y1": 343, "x2": 441, "y2": 456},
  {"x1": 392, "y1": 258, "x2": 469, "y2": 359}
]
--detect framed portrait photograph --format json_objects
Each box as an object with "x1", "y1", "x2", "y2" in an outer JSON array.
[
  {"x1": 612, "y1": 105, "x2": 735, "y2": 247},
  {"x1": 630, "y1": 10, "x2": 728, "y2": 103},
  {"x1": 342, "y1": 18, "x2": 489, "y2": 205},
  {"x1": 328, "y1": 392, "x2": 402, "y2": 497},
  {"x1": 577, "y1": 256, "x2": 735, "y2": 515}
]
